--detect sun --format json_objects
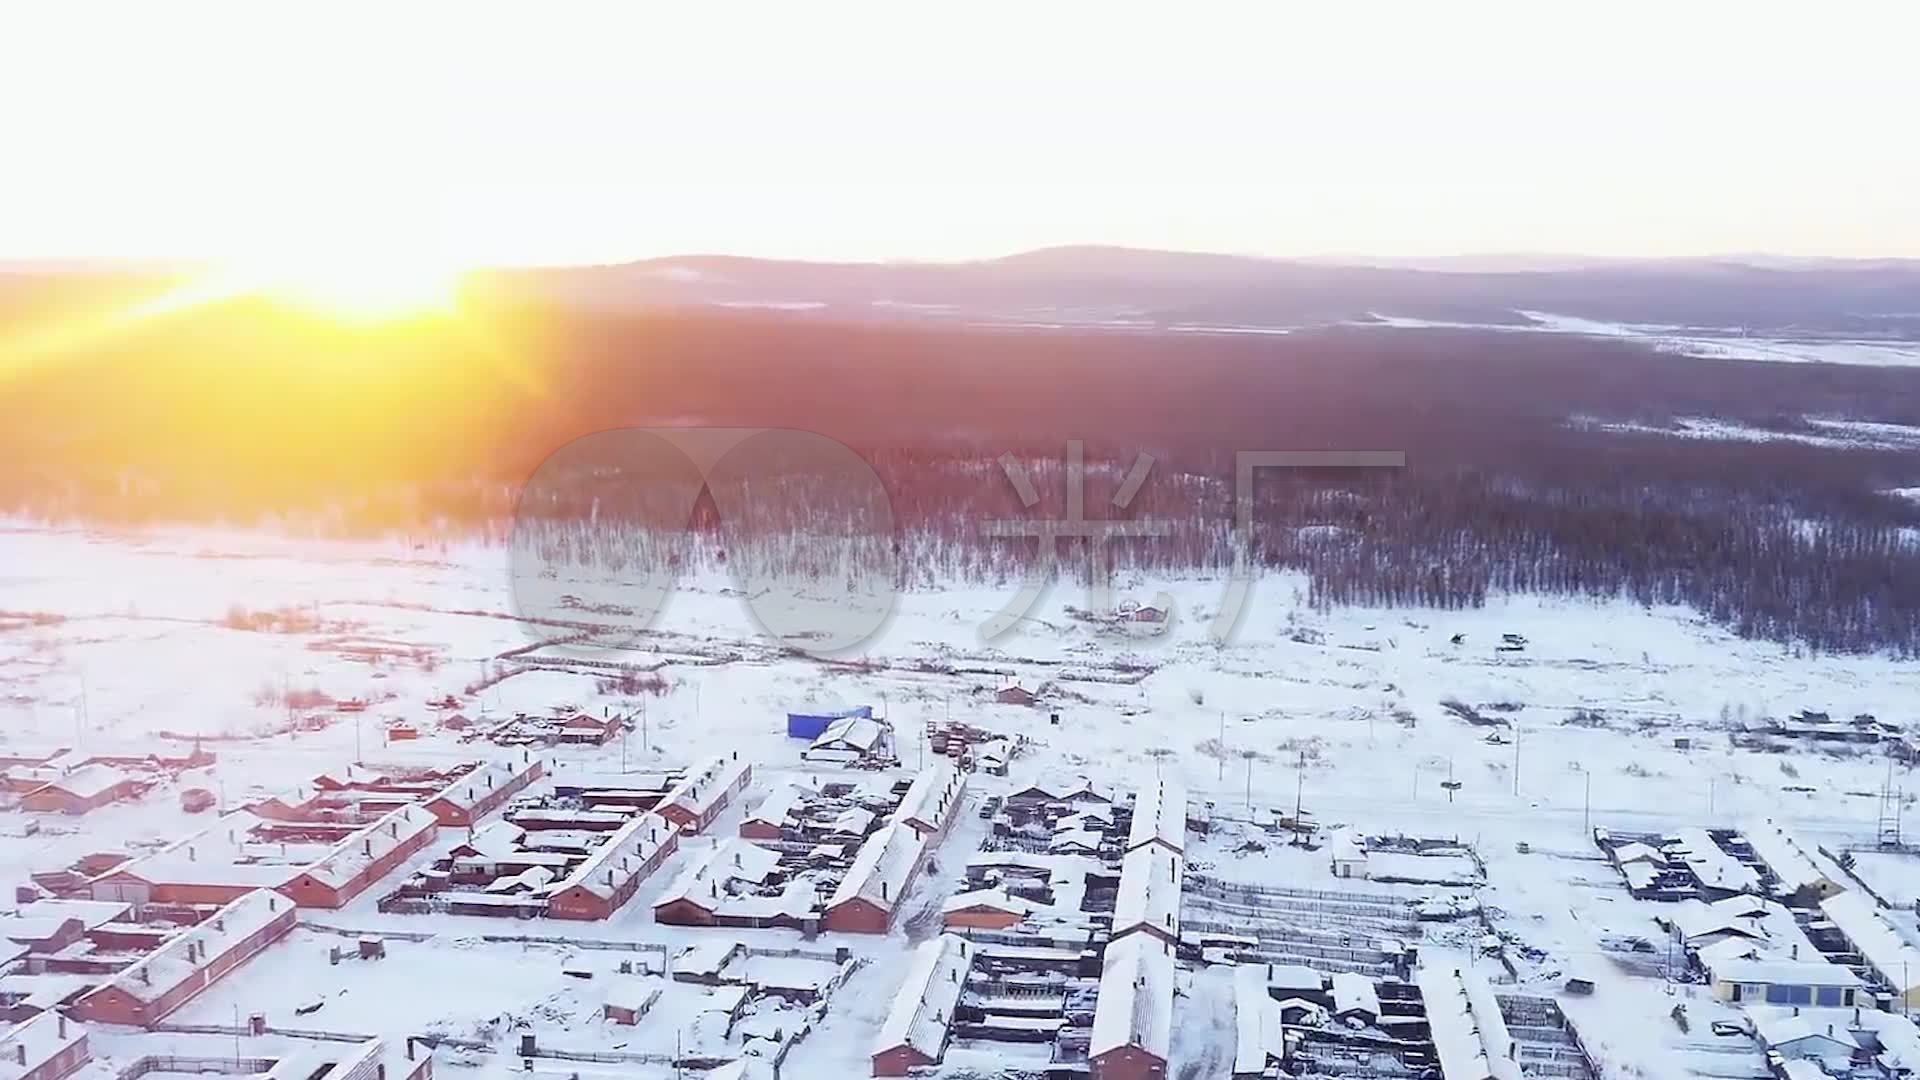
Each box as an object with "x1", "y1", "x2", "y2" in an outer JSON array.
[{"x1": 236, "y1": 254, "x2": 468, "y2": 321}]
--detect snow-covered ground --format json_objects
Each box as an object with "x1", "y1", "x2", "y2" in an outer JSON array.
[
  {"x1": 1366, "y1": 309, "x2": 1920, "y2": 367},
  {"x1": 7, "y1": 522, "x2": 1920, "y2": 1078}
]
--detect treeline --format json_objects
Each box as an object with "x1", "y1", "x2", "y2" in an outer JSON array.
[{"x1": 5, "y1": 294, "x2": 1920, "y2": 650}]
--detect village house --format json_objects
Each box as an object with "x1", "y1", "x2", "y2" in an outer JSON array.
[
  {"x1": 652, "y1": 839, "x2": 794, "y2": 928},
  {"x1": 0, "y1": 1011, "x2": 88, "y2": 1080},
  {"x1": 895, "y1": 763, "x2": 967, "y2": 842},
  {"x1": 941, "y1": 889, "x2": 1041, "y2": 931},
  {"x1": 870, "y1": 934, "x2": 971, "y2": 1077},
  {"x1": 1089, "y1": 934, "x2": 1174, "y2": 1080},
  {"x1": 547, "y1": 812, "x2": 679, "y2": 920},
  {"x1": 1329, "y1": 971, "x2": 1381, "y2": 1026},
  {"x1": 1125, "y1": 779, "x2": 1187, "y2": 856},
  {"x1": 1752, "y1": 1010, "x2": 1860, "y2": 1073},
  {"x1": 1328, "y1": 833, "x2": 1370, "y2": 880},
  {"x1": 422, "y1": 754, "x2": 544, "y2": 827},
  {"x1": 1742, "y1": 819, "x2": 1846, "y2": 906},
  {"x1": 19, "y1": 765, "x2": 144, "y2": 816},
  {"x1": 1416, "y1": 964, "x2": 1525, "y2": 1080},
  {"x1": 277, "y1": 804, "x2": 440, "y2": 909},
  {"x1": 1110, "y1": 845, "x2": 1182, "y2": 947},
  {"x1": 73, "y1": 890, "x2": 295, "y2": 1027},
  {"x1": 801, "y1": 716, "x2": 891, "y2": 766},
  {"x1": 737, "y1": 785, "x2": 808, "y2": 842},
  {"x1": 557, "y1": 713, "x2": 624, "y2": 746},
  {"x1": 824, "y1": 822, "x2": 926, "y2": 934},
  {"x1": 656, "y1": 756, "x2": 753, "y2": 835},
  {"x1": 995, "y1": 685, "x2": 1038, "y2": 707},
  {"x1": 1703, "y1": 955, "x2": 1863, "y2": 1007},
  {"x1": 1818, "y1": 892, "x2": 1920, "y2": 1007}
]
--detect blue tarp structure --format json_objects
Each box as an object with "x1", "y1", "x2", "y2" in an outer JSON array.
[{"x1": 786, "y1": 705, "x2": 873, "y2": 740}]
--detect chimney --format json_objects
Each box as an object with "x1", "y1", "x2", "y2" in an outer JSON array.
[
  {"x1": 882, "y1": 881, "x2": 890, "y2": 901},
  {"x1": 57, "y1": 1016, "x2": 66, "y2": 1039},
  {"x1": 14, "y1": 1044, "x2": 24, "y2": 1067}
]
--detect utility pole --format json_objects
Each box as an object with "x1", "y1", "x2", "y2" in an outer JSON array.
[
  {"x1": 641, "y1": 697, "x2": 649, "y2": 754},
  {"x1": 1583, "y1": 771, "x2": 1592, "y2": 835},
  {"x1": 1446, "y1": 757, "x2": 1456, "y2": 804},
  {"x1": 1218, "y1": 711, "x2": 1225, "y2": 782},
  {"x1": 1512, "y1": 728, "x2": 1521, "y2": 796},
  {"x1": 1294, "y1": 750, "x2": 1306, "y2": 824}
]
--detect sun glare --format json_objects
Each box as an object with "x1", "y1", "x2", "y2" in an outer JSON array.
[{"x1": 232, "y1": 255, "x2": 467, "y2": 321}]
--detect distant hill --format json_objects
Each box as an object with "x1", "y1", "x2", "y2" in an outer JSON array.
[{"x1": 478, "y1": 246, "x2": 1920, "y2": 334}]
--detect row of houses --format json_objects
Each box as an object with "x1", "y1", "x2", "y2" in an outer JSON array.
[
  {"x1": 821, "y1": 764, "x2": 969, "y2": 934},
  {"x1": 656, "y1": 756, "x2": 753, "y2": 835},
  {"x1": 0, "y1": 1011, "x2": 87, "y2": 1080}
]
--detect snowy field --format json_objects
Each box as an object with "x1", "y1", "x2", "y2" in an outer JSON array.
[
  {"x1": 7, "y1": 522, "x2": 1920, "y2": 1077},
  {"x1": 1366, "y1": 309, "x2": 1920, "y2": 367}
]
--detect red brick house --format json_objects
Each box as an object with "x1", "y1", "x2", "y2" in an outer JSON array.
[
  {"x1": 423, "y1": 754, "x2": 544, "y2": 827},
  {"x1": 656, "y1": 756, "x2": 753, "y2": 835},
  {"x1": 547, "y1": 813, "x2": 679, "y2": 920},
  {"x1": 824, "y1": 822, "x2": 926, "y2": 934},
  {"x1": 871, "y1": 935, "x2": 970, "y2": 1076},
  {"x1": 1088, "y1": 934, "x2": 1173, "y2": 1080},
  {"x1": 737, "y1": 785, "x2": 806, "y2": 842},
  {"x1": 940, "y1": 889, "x2": 1036, "y2": 932},
  {"x1": 0, "y1": 1011, "x2": 89, "y2": 1080},
  {"x1": 278, "y1": 804, "x2": 439, "y2": 908},
  {"x1": 73, "y1": 890, "x2": 295, "y2": 1027},
  {"x1": 652, "y1": 839, "x2": 785, "y2": 927},
  {"x1": 896, "y1": 763, "x2": 967, "y2": 842},
  {"x1": 995, "y1": 685, "x2": 1037, "y2": 707},
  {"x1": 558, "y1": 714, "x2": 623, "y2": 746},
  {"x1": 20, "y1": 765, "x2": 144, "y2": 816}
]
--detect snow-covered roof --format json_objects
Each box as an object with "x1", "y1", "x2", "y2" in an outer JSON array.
[
  {"x1": 1671, "y1": 828, "x2": 1759, "y2": 893},
  {"x1": 1232, "y1": 963, "x2": 1286, "y2": 1075},
  {"x1": 0, "y1": 1011, "x2": 86, "y2": 1080},
  {"x1": 829, "y1": 806, "x2": 875, "y2": 837},
  {"x1": 1856, "y1": 1008, "x2": 1920, "y2": 1071},
  {"x1": 1050, "y1": 828, "x2": 1103, "y2": 854},
  {"x1": 655, "y1": 838, "x2": 783, "y2": 911},
  {"x1": 604, "y1": 979, "x2": 663, "y2": 1014},
  {"x1": 427, "y1": 755, "x2": 540, "y2": 815},
  {"x1": 299, "y1": 804, "x2": 439, "y2": 891},
  {"x1": 1671, "y1": 896, "x2": 1770, "y2": 944},
  {"x1": 828, "y1": 821, "x2": 923, "y2": 912},
  {"x1": 1251, "y1": 962, "x2": 1324, "y2": 994},
  {"x1": 896, "y1": 763, "x2": 966, "y2": 835},
  {"x1": 1112, "y1": 845, "x2": 1182, "y2": 941},
  {"x1": 1011, "y1": 775, "x2": 1110, "y2": 803},
  {"x1": 552, "y1": 812, "x2": 678, "y2": 901},
  {"x1": 1752, "y1": 1009, "x2": 1860, "y2": 1050},
  {"x1": 1744, "y1": 819, "x2": 1839, "y2": 895},
  {"x1": 1707, "y1": 957, "x2": 1863, "y2": 989},
  {"x1": 93, "y1": 890, "x2": 289, "y2": 1005},
  {"x1": 1126, "y1": 779, "x2": 1186, "y2": 854},
  {"x1": 1330, "y1": 971, "x2": 1381, "y2": 1018},
  {"x1": 1819, "y1": 892, "x2": 1920, "y2": 993},
  {"x1": 812, "y1": 716, "x2": 887, "y2": 753},
  {"x1": 660, "y1": 756, "x2": 752, "y2": 821},
  {"x1": 1089, "y1": 933, "x2": 1174, "y2": 1062},
  {"x1": 1329, "y1": 832, "x2": 1369, "y2": 865},
  {"x1": 942, "y1": 889, "x2": 1041, "y2": 918},
  {"x1": 457, "y1": 820, "x2": 528, "y2": 860},
  {"x1": 1415, "y1": 964, "x2": 1521, "y2": 1080},
  {"x1": 32, "y1": 762, "x2": 132, "y2": 801},
  {"x1": 872, "y1": 934, "x2": 970, "y2": 1061},
  {"x1": 743, "y1": 784, "x2": 808, "y2": 831},
  {"x1": 1611, "y1": 841, "x2": 1666, "y2": 865}
]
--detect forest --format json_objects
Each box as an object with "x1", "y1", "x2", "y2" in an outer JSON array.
[{"x1": 4, "y1": 285, "x2": 1920, "y2": 653}]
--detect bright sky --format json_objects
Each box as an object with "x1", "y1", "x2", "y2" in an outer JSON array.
[{"x1": 2, "y1": 3, "x2": 1916, "y2": 266}]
